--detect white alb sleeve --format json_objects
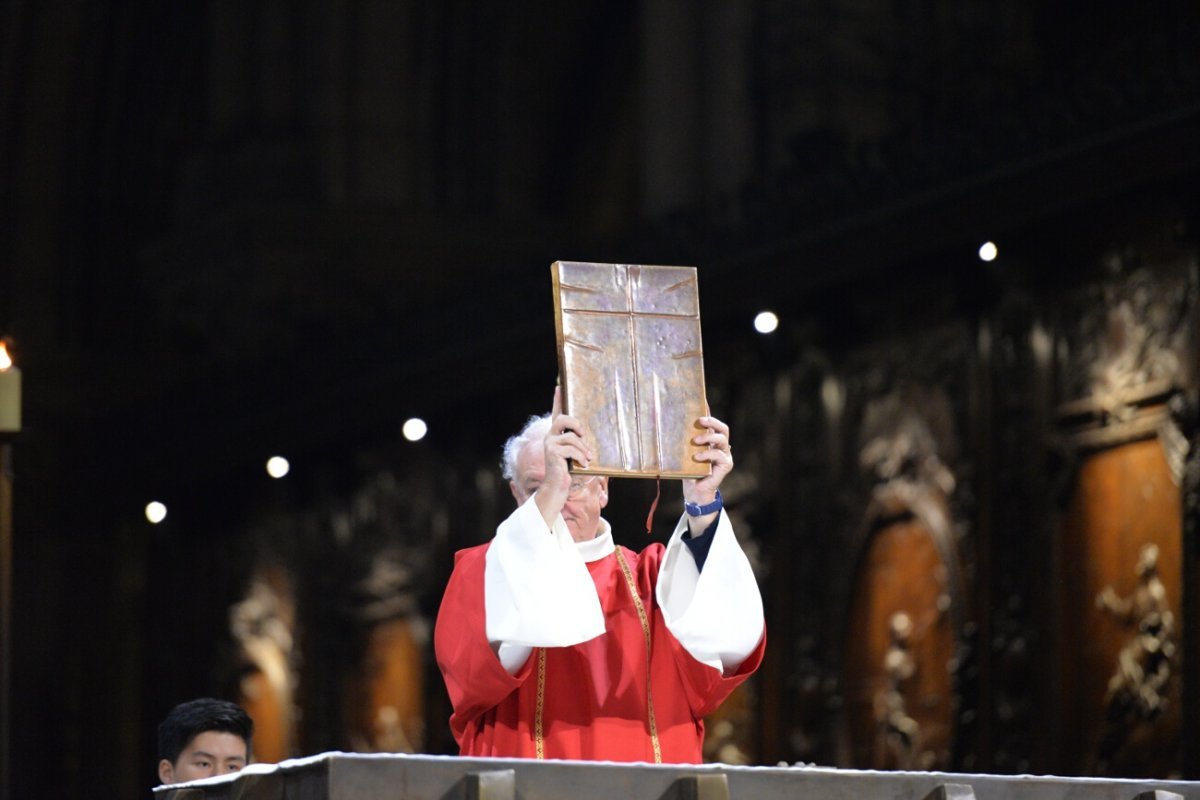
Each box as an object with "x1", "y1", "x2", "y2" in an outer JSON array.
[
  {"x1": 484, "y1": 496, "x2": 606, "y2": 669},
  {"x1": 656, "y1": 511, "x2": 765, "y2": 673}
]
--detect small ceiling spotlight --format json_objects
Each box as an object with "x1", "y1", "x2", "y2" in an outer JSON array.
[
  {"x1": 402, "y1": 417, "x2": 428, "y2": 442},
  {"x1": 978, "y1": 241, "x2": 998, "y2": 262},
  {"x1": 145, "y1": 501, "x2": 168, "y2": 524},
  {"x1": 266, "y1": 456, "x2": 290, "y2": 479},
  {"x1": 753, "y1": 311, "x2": 779, "y2": 334}
]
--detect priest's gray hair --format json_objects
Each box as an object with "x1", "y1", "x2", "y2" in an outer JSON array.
[{"x1": 501, "y1": 413, "x2": 552, "y2": 482}]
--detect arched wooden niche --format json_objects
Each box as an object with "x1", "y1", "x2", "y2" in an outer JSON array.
[
  {"x1": 230, "y1": 565, "x2": 298, "y2": 765},
  {"x1": 1051, "y1": 239, "x2": 1195, "y2": 777},
  {"x1": 840, "y1": 384, "x2": 967, "y2": 771},
  {"x1": 842, "y1": 485, "x2": 966, "y2": 771},
  {"x1": 343, "y1": 547, "x2": 430, "y2": 754},
  {"x1": 345, "y1": 615, "x2": 427, "y2": 753},
  {"x1": 1056, "y1": 381, "x2": 1184, "y2": 778}
]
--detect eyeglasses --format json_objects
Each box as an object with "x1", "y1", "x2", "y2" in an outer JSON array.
[
  {"x1": 567, "y1": 475, "x2": 599, "y2": 498},
  {"x1": 521, "y1": 476, "x2": 600, "y2": 500}
]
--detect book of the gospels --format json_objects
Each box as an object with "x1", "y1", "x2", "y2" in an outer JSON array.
[{"x1": 551, "y1": 260, "x2": 711, "y2": 479}]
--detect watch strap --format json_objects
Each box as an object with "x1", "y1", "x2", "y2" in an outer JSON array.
[{"x1": 684, "y1": 489, "x2": 723, "y2": 517}]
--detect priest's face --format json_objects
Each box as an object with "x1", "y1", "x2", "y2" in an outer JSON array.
[{"x1": 511, "y1": 440, "x2": 609, "y2": 542}]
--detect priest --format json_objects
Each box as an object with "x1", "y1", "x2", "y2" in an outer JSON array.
[{"x1": 434, "y1": 389, "x2": 765, "y2": 763}]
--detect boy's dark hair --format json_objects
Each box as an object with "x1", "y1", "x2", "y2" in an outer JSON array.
[{"x1": 157, "y1": 698, "x2": 254, "y2": 765}]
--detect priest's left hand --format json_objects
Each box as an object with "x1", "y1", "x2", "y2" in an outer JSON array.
[{"x1": 682, "y1": 415, "x2": 732, "y2": 533}]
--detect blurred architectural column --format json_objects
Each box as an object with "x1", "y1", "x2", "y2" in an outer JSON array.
[{"x1": 639, "y1": 0, "x2": 756, "y2": 218}]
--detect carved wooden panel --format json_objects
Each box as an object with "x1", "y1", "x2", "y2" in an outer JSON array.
[
  {"x1": 824, "y1": 331, "x2": 975, "y2": 772},
  {"x1": 702, "y1": 682, "x2": 755, "y2": 765},
  {"x1": 1059, "y1": 437, "x2": 1182, "y2": 777},
  {"x1": 223, "y1": 455, "x2": 456, "y2": 758},
  {"x1": 346, "y1": 617, "x2": 427, "y2": 753},
  {"x1": 231, "y1": 566, "x2": 298, "y2": 765},
  {"x1": 843, "y1": 511, "x2": 960, "y2": 770}
]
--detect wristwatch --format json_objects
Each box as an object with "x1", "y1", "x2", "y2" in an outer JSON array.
[{"x1": 684, "y1": 489, "x2": 723, "y2": 517}]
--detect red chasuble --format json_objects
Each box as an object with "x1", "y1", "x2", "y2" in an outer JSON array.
[{"x1": 434, "y1": 539, "x2": 765, "y2": 763}]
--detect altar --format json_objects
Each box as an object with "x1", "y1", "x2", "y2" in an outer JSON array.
[{"x1": 154, "y1": 753, "x2": 1199, "y2": 800}]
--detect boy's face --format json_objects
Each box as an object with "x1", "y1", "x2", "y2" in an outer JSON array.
[{"x1": 158, "y1": 730, "x2": 248, "y2": 784}]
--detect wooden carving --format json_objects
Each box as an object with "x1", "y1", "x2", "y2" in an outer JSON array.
[
  {"x1": 1092, "y1": 542, "x2": 1178, "y2": 773},
  {"x1": 1055, "y1": 241, "x2": 1191, "y2": 777},
  {"x1": 231, "y1": 566, "x2": 298, "y2": 763},
  {"x1": 1059, "y1": 439, "x2": 1183, "y2": 777},
  {"x1": 842, "y1": 386, "x2": 965, "y2": 772}
]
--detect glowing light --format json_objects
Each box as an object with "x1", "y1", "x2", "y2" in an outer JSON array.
[
  {"x1": 0, "y1": 338, "x2": 20, "y2": 433},
  {"x1": 821, "y1": 375, "x2": 845, "y2": 417},
  {"x1": 402, "y1": 417, "x2": 428, "y2": 442},
  {"x1": 978, "y1": 241, "x2": 998, "y2": 262},
  {"x1": 753, "y1": 311, "x2": 779, "y2": 334},
  {"x1": 266, "y1": 456, "x2": 290, "y2": 478},
  {"x1": 145, "y1": 501, "x2": 168, "y2": 524}
]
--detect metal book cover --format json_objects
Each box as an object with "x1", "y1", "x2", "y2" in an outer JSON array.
[{"x1": 552, "y1": 260, "x2": 711, "y2": 479}]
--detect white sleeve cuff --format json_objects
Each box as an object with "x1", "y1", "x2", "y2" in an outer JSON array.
[
  {"x1": 656, "y1": 511, "x2": 765, "y2": 672},
  {"x1": 495, "y1": 642, "x2": 534, "y2": 674},
  {"x1": 484, "y1": 496, "x2": 606, "y2": 651}
]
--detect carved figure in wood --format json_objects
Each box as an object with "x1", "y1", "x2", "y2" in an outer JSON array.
[
  {"x1": 230, "y1": 569, "x2": 296, "y2": 763},
  {"x1": 1093, "y1": 542, "x2": 1176, "y2": 772},
  {"x1": 873, "y1": 611, "x2": 921, "y2": 769}
]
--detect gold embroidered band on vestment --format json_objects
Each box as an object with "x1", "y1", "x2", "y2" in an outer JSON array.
[
  {"x1": 535, "y1": 647, "x2": 546, "y2": 759},
  {"x1": 615, "y1": 547, "x2": 663, "y2": 763}
]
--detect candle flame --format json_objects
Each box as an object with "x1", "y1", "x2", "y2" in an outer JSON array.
[{"x1": 0, "y1": 341, "x2": 11, "y2": 370}]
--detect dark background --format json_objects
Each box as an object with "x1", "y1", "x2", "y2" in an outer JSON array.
[{"x1": 3, "y1": 1, "x2": 1200, "y2": 797}]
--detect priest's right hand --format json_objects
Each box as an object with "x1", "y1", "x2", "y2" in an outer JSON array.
[{"x1": 535, "y1": 386, "x2": 593, "y2": 527}]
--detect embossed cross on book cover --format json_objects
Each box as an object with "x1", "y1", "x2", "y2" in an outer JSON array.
[{"x1": 551, "y1": 260, "x2": 711, "y2": 479}]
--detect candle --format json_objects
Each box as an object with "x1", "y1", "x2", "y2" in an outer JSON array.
[{"x1": 0, "y1": 342, "x2": 20, "y2": 433}]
